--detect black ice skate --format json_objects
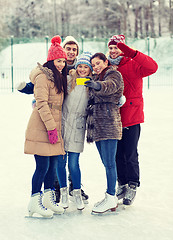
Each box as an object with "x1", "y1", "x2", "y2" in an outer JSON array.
[
  {"x1": 116, "y1": 183, "x2": 128, "y2": 200},
  {"x1": 123, "y1": 182, "x2": 137, "y2": 205}
]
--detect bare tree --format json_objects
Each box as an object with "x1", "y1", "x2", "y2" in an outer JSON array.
[
  {"x1": 0, "y1": 0, "x2": 172, "y2": 40},
  {"x1": 169, "y1": 0, "x2": 173, "y2": 37}
]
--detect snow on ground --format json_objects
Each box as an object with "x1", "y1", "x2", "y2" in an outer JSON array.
[
  {"x1": 0, "y1": 37, "x2": 173, "y2": 239},
  {"x1": 0, "y1": 86, "x2": 173, "y2": 240}
]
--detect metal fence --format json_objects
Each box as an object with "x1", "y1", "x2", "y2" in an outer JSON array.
[{"x1": 0, "y1": 36, "x2": 172, "y2": 92}]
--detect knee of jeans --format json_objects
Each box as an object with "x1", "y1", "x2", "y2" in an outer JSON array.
[
  {"x1": 68, "y1": 161, "x2": 80, "y2": 172},
  {"x1": 104, "y1": 163, "x2": 116, "y2": 170}
]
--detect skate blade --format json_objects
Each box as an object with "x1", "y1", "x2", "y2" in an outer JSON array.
[
  {"x1": 25, "y1": 213, "x2": 53, "y2": 219},
  {"x1": 117, "y1": 202, "x2": 131, "y2": 210},
  {"x1": 91, "y1": 206, "x2": 118, "y2": 215},
  {"x1": 77, "y1": 207, "x2": 85, "y2": 211},
  {"x1": 53, "y1": 209, "x2": 65, "y2": 215}
]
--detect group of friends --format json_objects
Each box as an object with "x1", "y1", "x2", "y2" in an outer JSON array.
[{"x1": 17, "y1": 34, "x2": 158, "y2": 218}]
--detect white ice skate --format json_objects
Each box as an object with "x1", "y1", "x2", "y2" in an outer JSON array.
[
  {"x1": 92, "y1": 193, "x2": 118, "y2": 214},
  {"x1": 60, "y1": 187, "x2": 69, "y2": 209},
  {"x1": 73, "y1": 189, "x2": 85, "y2": 210},
  {"x1": 43, "y1": 189, "x2": 64, "y2": 215},
  {"x1": 27, "y1": 192, "x2": 53, "y2": 219}
]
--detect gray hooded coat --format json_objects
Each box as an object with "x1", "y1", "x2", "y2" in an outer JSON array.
[{"x1": 62, "y1": 77, "x2": 88, "y2": 153}]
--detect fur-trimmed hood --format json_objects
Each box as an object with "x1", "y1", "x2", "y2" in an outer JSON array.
[
  {"x1": 29, "y1": 62, "x2": 55, "y2": 85},
  {"x1": 25, "y1": 62, "x2": 65, "y2": 156}
]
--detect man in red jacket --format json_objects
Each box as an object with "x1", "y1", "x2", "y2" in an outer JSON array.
[{"x1": 107, "y1": 35, "x2": 158, "y2": 205}]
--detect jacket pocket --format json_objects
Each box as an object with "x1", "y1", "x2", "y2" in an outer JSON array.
[
  {"x1": 75, "y1": 117, "x2": 86, "y2": 142},
  {"x1": 122, "y1": 97, "x2": 143, "y2": 107}
]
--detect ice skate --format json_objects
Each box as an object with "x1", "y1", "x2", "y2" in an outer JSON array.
[
  {"x1": 27, "y1": 192, "x2": 53, "y2": 219},
  {"x1": 69, "y1": 181, "x2": 89, "y2": 204},
  {"x1": 92, "y1": 193, "x2": 118, "y2": 214},
  {"x1": 123, "y1": 183, "x2": 137, "y2": 205},
  {"x1": 116, "y1": 182, "x2": 128, "y2": 200},
  {"x1": 60, "y1": 187, "x2": 69, "y2": 209},
  {"x1": 43, "y1": 189, "x2": 64, "y2": 214},
  {"x1": 73, "y1": 189, "x2": 85, "y2": 210}
]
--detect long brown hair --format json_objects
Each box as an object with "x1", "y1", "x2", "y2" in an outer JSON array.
[{"x1": 43, "y1": 60, "x2": 68, "y2": 99}]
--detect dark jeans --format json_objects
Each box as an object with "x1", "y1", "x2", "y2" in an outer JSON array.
[
  {"x1": 96, "y1": 139, "x2": 118, "y2": 196},
  {"x1": 116, "y1": 124, "x2": 141, "y2": 187},
  {"x1": 31, "y1": 155, "x2": 59, "y2": 195}
]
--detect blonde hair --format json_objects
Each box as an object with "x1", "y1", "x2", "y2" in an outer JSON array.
[{"x1": 68, "y1": 68, "x2": 92, "y2": 93}]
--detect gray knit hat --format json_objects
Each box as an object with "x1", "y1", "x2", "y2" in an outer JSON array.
[{"x1": 75, "y1": 52, "x2": 93, "y2": 71}]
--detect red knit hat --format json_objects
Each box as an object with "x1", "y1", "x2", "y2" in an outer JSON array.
[
  {"x1": 47, "y1": 35, "x2": 67, "y2": 61},
  {"x1": 108, "y1": 35, "x2": 125, "y2": 46}
]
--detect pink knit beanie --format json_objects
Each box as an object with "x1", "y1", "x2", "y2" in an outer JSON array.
[
  {"x1": 47, "y1": 35, "x2": 67, "y2": 61},
  {"x1": 108, "y1": 35, "x2": 125, "y2": 46}
]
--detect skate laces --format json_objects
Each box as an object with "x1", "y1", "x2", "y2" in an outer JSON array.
[
  {"x1": 73, "y1": 190, "x2": 83, "y2": 204},
  {"x1": 50, "y1": 190, "x2": 58, "y2": 206},
  {"x1": 75, "y1": 195, "x2": 82, "y2": 204},
  {"x1": 125, "y1": 187, "x2": 136, "y2": 199},
  {"x1": 117, "y1": 184, "x2": 127, "y2": 195},
  {"x1": 61, "y1": 193, "x2": 68, "y2": 203},
  {"x1": 39, "y1": 193, "x2": 47, "y2": 210},
  {"x1": 94, "y1": 195, "x2": 108, "y2": 207}
]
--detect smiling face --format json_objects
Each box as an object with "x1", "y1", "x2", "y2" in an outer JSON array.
[
  {"x1": 64, "y1": 43, "x2": 78, "y2": 64},
  {"x1": 108, "y1": 44, "x2": 122, "y2": 59},
  {"x1": 76, "y1": 64, "x2": 91, "y2": 78},
  {"x1": 53, "y1": 58, "x2": 66, "y2": 72},
  {"x1": 91, "y1": 57, "x2": 108, "y2": 75}
]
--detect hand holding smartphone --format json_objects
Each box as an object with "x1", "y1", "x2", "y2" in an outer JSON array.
[{"x1": 76, "y1": 77, "x2": 92, "y2": 85}]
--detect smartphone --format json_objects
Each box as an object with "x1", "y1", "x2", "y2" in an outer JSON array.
[{"x1": 76, "y1": 78, "x2": 89, "y2": 85}]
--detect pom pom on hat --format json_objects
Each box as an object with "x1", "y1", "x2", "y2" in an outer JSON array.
[
  {"x1": 75, "y1": 52, "x2": 93, "y2": 71},
  {"x1": 47, "y1": 35, "x2": 67, "y2": 61},
  {"x1": 108, "y1": 35, "x2": 125, "y2": 47},
  {"x1": 51, "y1": 35, "x2": 61, "y2": 45}
]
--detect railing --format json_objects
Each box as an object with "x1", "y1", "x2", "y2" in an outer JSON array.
[
  {"x1": 0, "y1": 36, "x2": 172, "y2": 92},
  {"x1": 0, "y1": 64, "x2": 172, "y2": 92}
]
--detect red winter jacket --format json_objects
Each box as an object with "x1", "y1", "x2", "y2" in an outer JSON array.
[{"x1": 117, "y1": 51, "x2": 158, "y2": 128}]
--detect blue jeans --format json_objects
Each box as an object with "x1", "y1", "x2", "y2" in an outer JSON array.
[
  {"x1": 57, "y1": 152, "x2": 81, "y2": 189},
  {"x1": 95, "y1": 139, "x2": 118, "y2": 196},
  {"x1": 31, "y1": 155, "x2": 59, "y2": 195}
]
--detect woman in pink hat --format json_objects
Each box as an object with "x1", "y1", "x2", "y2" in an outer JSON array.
[
  {"x1": 107, "y1": 35, "x2": 158, "y2": 205},
  {"x1": 25, "y1": 36, "x2": 67, "y2": 218}
]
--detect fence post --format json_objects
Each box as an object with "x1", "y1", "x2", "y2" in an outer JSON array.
[
  {"x1": 147, "y1": 37, "x2": 150, "y2": 89},
  {"x1": 81, "y1": 36, "x2": 84, "y2": 54},
  {"x1": 11, "y1": 36, "x2": 14, "y2": 92},
  {"x1": 45, "y1": 36, "x2": 49, "y2": 57}
]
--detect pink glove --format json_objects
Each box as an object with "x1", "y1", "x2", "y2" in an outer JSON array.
[
  {"x1": 117, "y1": 42, "x2": 137, "y2": 58},
  {"x1": 48, "y1": 128, "x2": 58, "y2": 144}
]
